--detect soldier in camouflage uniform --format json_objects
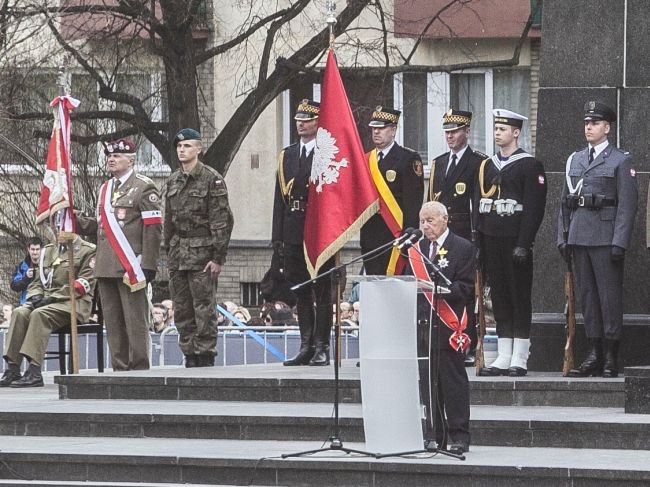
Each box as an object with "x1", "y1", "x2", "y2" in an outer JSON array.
[
  {"x1": 1, "y1": 237, "x2": 96, "y2": 387},
  {"x1": 163, "y1": 128, "x2": 234, "y2": 367}
]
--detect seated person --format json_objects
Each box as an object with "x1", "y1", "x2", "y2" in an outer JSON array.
[
  {"x1": 151, "y1": 303, "x2": 169, "y2": 333},
  {"x1": 0, "y1": 237, "x2": 96, "y2": 388},
  {"x1": 233, "y1": 306, "x2": 251, "y2": 324},
  {"x1": 406, "y1": 201, "x2": 473, "y2": 455}
]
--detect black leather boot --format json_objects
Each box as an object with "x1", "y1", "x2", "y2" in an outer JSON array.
[
  {"x1": 602, "y1": 339, "x2": 620, "y2": 378},
  {"x1": 284, "y1": 300, "x2": 315, "y2": 366},
  {"x1": 10, "y1": 363, "x2": 43, "y2": 388},
  {"x1": 309, "y1": 303, "x2": 332, "y2": 366},
  {"x1": 0, "y1": 363, "x2": 22, "y2": 387},
  {"x1": 196, "y1": 354, "x2": 215, "y2": 367},
  {"x1": 568, "y1": 338, "x2": 604, "y2": 377},
  {"x1": 185, "y1": 355, "x2": 198, "y2": 368}
]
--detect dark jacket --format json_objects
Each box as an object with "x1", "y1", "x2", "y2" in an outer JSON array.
[{"x1": 11, "y1": 256, "x2": 36, "y2": 305}]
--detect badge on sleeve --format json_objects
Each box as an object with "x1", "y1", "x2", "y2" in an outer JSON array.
[
  {"x1": 413, "y1": 160, "x2": 423, "y2": 177},
  {"x1": 538, "y1": 175, "x2": 545, "y2": 185},
  {"x1": 149, "y1": 193, "x2": 159, "y2": 203},
  {"x1": 630, "y1": 168, "x2": 636, "y2": 178},
  {"x1": 215, "y1": 179, "x2": 225, "y2": 188}
]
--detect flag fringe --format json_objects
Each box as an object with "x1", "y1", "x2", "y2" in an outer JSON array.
[{"x1": 305, "y1": 199, "x2": 379, "y2": 278}]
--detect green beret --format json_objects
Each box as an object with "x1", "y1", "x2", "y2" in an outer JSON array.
[{"x1": 174, "y1": 128, "x2": 202, "y2": 146}]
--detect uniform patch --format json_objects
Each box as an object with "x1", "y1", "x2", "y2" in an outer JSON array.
[
  {"x1": 413, "y1": 160, "x2": 423, "y2": 177},
  {"x1": 116, "y1": 208, "x2": 127, "y2": 220},
  {"x1": 215, "y1": 179, "x2": 225, "y2": 188},
  {"x1": 455, "y1": 182, "x2": 466, "y2": 195},
  {"x1": 149, "y1": 193, "x2": 159, "y2": 203},
  {"x1": 631, "y1": 168, "x2": 636, "y2": 177},
  {"x1": 385, "y1": 170, "x2": 397, "y2": 182},
  {"x1": 538, "y1": 175, "x2": 545, "y2": 185}
]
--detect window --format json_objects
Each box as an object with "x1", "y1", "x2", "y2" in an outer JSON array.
[
  {"x1": 450, "y1": 73, "x2": 487, "y2": 153},
  {"x1": 241, "y1": 282, "x2": 262, "y2": 308},
  {"x1": 401, "y1": 73, "x2": 428, "y2": 161}
]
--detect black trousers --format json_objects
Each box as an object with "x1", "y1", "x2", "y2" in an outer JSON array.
[
  {"x1": 483, "y1": 235, "x2": 533, "y2": 339},
  {"x1": 573, "y1": 245, "x2": 624, "y2": 340},
  {"x1": 283, "y1": 244, "x2": 333, "y2": 345},
  {"x1": 417, "y1": 314, "x2": 471, "y2": 446}
]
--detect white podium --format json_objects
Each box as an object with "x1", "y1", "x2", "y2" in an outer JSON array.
[{"x1": 354, "y1": 275, "x2": 435, "y2": 453}]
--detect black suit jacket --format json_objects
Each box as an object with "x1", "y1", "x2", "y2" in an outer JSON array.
[
  {"x1": 360, "y1": 143, "x2": 424, "y2": 251},
  {"x1": 271, "y1": 143, "x2": 313, "y2": 246},
  {"x1": 428, "y1": 146, "x2": 486, "y2": 241}
]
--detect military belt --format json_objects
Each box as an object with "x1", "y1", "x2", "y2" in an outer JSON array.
[
  {"x1": 575, "y1": 194, "x2": 616, "y2": 209},
  {"x1": 289, "y1": 199, "x2": 307, "y2": 212},
  {"x1": 176, "y1": 229, "x2": 211, "y2": 238},
  {"x1": 448, "y1": 212, "x2": 470, "y2": 222}
]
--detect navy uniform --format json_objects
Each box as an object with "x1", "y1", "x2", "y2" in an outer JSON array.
[
  {"x1": 558, "y1": 101, "x2": 637, "y2": 378},
  {"x1": 428, "y1": 109, "x2": 486, "y2": 366},
  {"x1": 164, "y1": 128, "x2": 234, "y2": 367},
  {"x1": 272, "y1": 100, "x2": 333, "y2": 367},
  {"x1": 360, "y1": 106, "x2": 424, "y2": 275},
  {"x1": 476, "y1": 110, "x2": 547, "y2": 377}
]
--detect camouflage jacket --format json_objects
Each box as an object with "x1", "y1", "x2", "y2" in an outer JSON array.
[{"x1": 163, "y1": 161, "x2": 234, "y2": 271}]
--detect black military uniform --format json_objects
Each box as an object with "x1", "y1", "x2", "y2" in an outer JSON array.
[
  {"x1": 476, "y1": 109, "x2": 547, "y2": 377},
  {"x1": 272, "y1": 100, "x2": 333, "y2": 367},
  {"x1": 428, "y1": 109, "x2": 486, "y2": 365},
  {"x1": 558, "y1": 101, "x2": 638, "y2": 378},
  {"x1": 360, "y1": 106, "x2": 424, "y2": 275}
]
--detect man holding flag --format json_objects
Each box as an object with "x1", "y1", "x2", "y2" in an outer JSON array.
[
  {"x1": 360, "y1": 107, "x2": 424, "y2": 276},
  {"x1": 77, "y1": 139, "x2": 162, "y2": 371},
  {"x1": 273, "y1": 99, "x2": 334, "y2": 367}
]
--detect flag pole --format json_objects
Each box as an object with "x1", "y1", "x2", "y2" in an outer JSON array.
[{"x1": 56, "y1": 66, "x2": 80, "y2": 375}]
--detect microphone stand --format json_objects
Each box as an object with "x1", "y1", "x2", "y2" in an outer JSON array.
[
  {"x1": 282, "y1": 236, "x2": 409, "y2": 459},
  {"x1": 375, "y1": 243, "x2": 464, "y2": 461}
]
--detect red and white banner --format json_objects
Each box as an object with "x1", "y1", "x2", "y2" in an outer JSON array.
[
  {"x1": 303, "y1": 50, "x2": 379, "y2": 276},
  {"x1": 407, "y1": 245, "x2": 470, "y2": 352},
  {"x1": 36, "y1": 95, "x2": 80, "y2": 232}
]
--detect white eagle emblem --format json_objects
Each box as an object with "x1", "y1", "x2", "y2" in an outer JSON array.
[{"x1": 310, "y1": 127, "x2": 348, "y2": 193}]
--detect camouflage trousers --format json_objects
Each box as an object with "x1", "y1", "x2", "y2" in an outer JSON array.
[{"x1": 169, "y1": 269, "x2": 218, "y2": 356}]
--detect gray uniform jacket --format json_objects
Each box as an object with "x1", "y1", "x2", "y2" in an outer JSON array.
[{"x1": 557, "y1": 143, "x2": 638, "y2": 249}]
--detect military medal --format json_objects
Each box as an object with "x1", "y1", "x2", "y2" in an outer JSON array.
[
  {"x1": 386, "y1": 170, "x2": 397, "y2": 182},
  {"x1": 438, "y1": 256, "x2": 449, "y2": 269}
]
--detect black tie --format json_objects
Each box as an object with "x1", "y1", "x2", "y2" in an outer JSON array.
[
  {"x1": 447, "y1": 154, "x2": 457, "y2": 178},
  {"x1": 588, "y1": 147, "x2": 595, "y2": 164},
  {"x1": 378, "y1": 151, "x2": 384, "y2": 163},
  {"x1": 301, "y1": 146, "x2": 307, "y2": 160},
  {"x1": 429, "y1": 241, "x2": 438, "y2": 262}
]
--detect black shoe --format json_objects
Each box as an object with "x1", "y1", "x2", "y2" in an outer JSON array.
[
  {"x1": 602, "y1": 339, "x2": 620, "y2": 378},
  {"x1": 309, "y1": 346, "x2": 330, "y2": 366},
  {"x1": 185, "y1": 355, "x2": 198, "y2": 368},
  {"x1": 447, "y1": 441, "x2": 470, "y2": 455},
  {"x1": 478, "y1": 366, "x2": 508, "y2": 376},
  {"x1": 196, "y1": 354, "x2": 215, "y2": 367},
  {"x1": 568, "y1": 338, "x2": 604, "y2": 377},
  {"x1": 10, "y1": 365, "x2": 43, "y2": 388},
  {"x1": 0, "y1": 367, "x2": 22, "y2": 387},
  {"x1": 508, "y1": 366, "x2": 527, "y2": 377},
  {"x1": 283, "y1": 348, "x2": 314, "y2": 366}
]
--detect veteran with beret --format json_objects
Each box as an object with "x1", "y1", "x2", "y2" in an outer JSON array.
[
  {"x1": 163, "y1": 128, "x2": 234, "y2": 367},
  {"x1": 557, "y1": 101, "x2": 638, "y2": 378},
  {"x1": 1, "y1": 237, "x2": 95, "y2": 387},
  {"x1": 360, "y1": 106, "x2": 424, "y2": 276},
  {"x1": 77, "y1": 138, "x2": 162, "y2": 371}
]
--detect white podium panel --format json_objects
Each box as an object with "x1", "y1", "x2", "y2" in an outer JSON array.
[{"x1": 359, "y1": 278, "x2": 423, "y2": 453}]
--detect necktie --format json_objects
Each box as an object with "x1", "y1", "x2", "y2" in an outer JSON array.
[
  {"x1": 301, "y1": 145, "x2": 307, "y2": 160},
  {"x1": 588, "y1": 147, "x2": 595, "y2": 164},
  {"x1": 378, "y1": 151, "x2": 384, "y2": 163},
  {"x1": 446, "y1": 153, "x2": 457, "y2": 178},
  {"x1": 112, "y1": 179, "x2": 121, "y2": 201},
  {"x1": 429, "y1": 241, "x2": 438, "y2": 262}
]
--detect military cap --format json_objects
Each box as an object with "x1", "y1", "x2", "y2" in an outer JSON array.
[
  {"x1": 103, "y1": 138, "x2": 136, "y2": 155},
  {"x1": 369, "y1": 106, "x2": 401, "y2": 127},
  {"x1": 173, "y1": 128, "x2": 202, "y2": 146},
  {"x1": 584, "y1": 101, "x2": 616, "y2": 123},
  {"x1": 294, "y1": 99, "x2": 320, "y2": 120},
  {"x1": 443, "y1": 108, "x2": 472, "y2": 131},
  {"x1": 493, "y1": 108, "x2": 528, "y2": 129}
]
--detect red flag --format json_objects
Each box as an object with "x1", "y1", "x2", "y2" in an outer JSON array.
[
  {"x1": 36, "y1": 95, "x2": 80, "y2": 232},
  {"x1": 304, "y1": 50, "x2": 379, "y2": 277}
]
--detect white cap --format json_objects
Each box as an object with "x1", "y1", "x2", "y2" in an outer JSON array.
[{"x1": 493, "y1": 109, "x2": 528, "y2": 128}]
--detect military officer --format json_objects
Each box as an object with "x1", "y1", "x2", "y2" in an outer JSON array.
[
  {"x1": 558, "y1": 101, "x2": 637, "y2": 378},
  {"x1": 428, "y1": 109, "x2": 486, "y2": 366},
  {"x1": 273, "y1": 99, "x2": 333, "y2": 367},
  {"x1": 163, "y1": 128, "x2": 234, "y2": 368},
  {"x1": 1, "y1": 237, "x2": 95, "y2": 387},
  {"x1": 360, "y1": 106, "x2": 424, "y2": 275},
  {"x1": 476, "y1": 109, "x2": 547, "y2": 377},
  {"x1": 77, "y1": 138, "x2": 162, "y2": 371}
]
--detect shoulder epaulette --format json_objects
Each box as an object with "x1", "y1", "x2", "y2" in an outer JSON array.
[
  {"x1": 283, "y1": 141, "x2": 299, "y2": 151},
  {"x1": 433, "y1": 152, "x2": 449, "y2": 161},
  {"x1": 135, "y1": 173, "x2": 154, "y2": 184},
  {"x1": 473, "y1": 150, "x2": 489, "y2": 160}
]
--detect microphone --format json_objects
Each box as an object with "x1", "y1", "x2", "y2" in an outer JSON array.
[
  {"x1": 392, "y1": 227, "x2": 416, "y2": 247},
  {"x1": 398, "y1": 229, "x2": 423, "y2": 249}
]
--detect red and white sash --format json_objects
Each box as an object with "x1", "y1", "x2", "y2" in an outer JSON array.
[
  {"x1": 99, "y1": 180, "x2": 146, "y2": 292},
  {"x1": 408, "y1": 245, "x2": 470, "y2": 352}
]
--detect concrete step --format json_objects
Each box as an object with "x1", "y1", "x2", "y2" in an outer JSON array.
[
  {"x1": 0, "y1": 436, "x2": 649, "y2": 486},
  {"x1": 0, "y1": 483, "x2": 268, "y2": 487},
  {"x1": 2, "y1": 387, "x2": 649, "y2": 450},
  {"x1": 55, "y1": 363, "x2": 626, "y2": 407}
]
